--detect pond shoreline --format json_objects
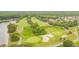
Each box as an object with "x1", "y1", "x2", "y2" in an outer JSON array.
[{"x1": 0, "y1": 20, "x2": 16, "y2": 46}]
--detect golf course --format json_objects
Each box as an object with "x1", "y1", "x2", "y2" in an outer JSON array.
[
  {"x1": 0, "y1": 11, "x2": 79, "y2": 47},
  {"x1": 8, "y1": 16, "x2": 78, "y2": 47}
]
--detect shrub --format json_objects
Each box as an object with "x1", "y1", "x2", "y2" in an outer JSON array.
[
  {"x1": 31, "y1": 23, "x2": 46, "y2": 35},
  {"x1": 7, "y1": 23, "x2": 17, "y2": 33},
  {"x1": 63, "y1": 40, "x2": 74, "y2": 47},
  {"x1": 10, "y1": 33, "x2": 20, "y2": 42}
]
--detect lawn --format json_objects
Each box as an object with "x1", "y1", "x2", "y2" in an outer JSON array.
[
  {"x1": 25, "y1": 36, "x2": 41, "y2": 43},
  {"x1": 16, "y1": 17, "x2": 42, "y2": 46},
  {"x1": 75, "y1": 41, "x2": 79, "y2": 46},
  {"x1": 17, "y1": 18, "x2": 35, "y2": 40},
  {"x1": 17, "y1": 18, "x2": 30, "y2": 29},
  {"x1": 44, "y1": 26, "x2": 65, "y2": 37},
  {"x1": 67, "y1": 34, "x2": 76, "y2": 41},
  {"x1": 21, "y1": 26, "x2": 34, "y2": 40},
  {"x1": 31, "y1": 17, "x2": 50, "y2": 26}
]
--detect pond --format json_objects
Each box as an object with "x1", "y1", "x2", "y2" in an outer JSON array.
[{"x1": 0, "y1": 20, "x2": 16, "y2": 46}]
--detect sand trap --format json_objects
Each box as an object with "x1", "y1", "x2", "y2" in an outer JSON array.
[
  {"x1": 47, "y1": 34, "x2": 54, "y2": 37},
  {"x1": 16, "y1": 27, "x2": 23, "y2": 33},
  {"x1": 42, "y1": 36, "x2": 49, "y2": 42},
  {"x1": 42, "y1": 33, "x2": 54, "y2": 42},
  {"x1": 61, "y1": 35, "x2": 67, "y2": 38}
]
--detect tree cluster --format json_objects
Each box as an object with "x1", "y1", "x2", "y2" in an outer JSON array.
[
  {"x1": 7, "y1": 23, "x2": 20, "y2": 42},
  {"x1": 63, "y1": 40, "x2": 74, "y2": 47},
  {"x1": 7, "y1": 23, "x2": 17, "y2": 33},
  {"x1": 48, "y1": 20, "x2": 78, "y2": 28},
  {"x1": 27, "y1": 17, "x2": 46, "y2": 36},
  {"x1": 10, "y1": 33, "x2": 20, "y2": 42}
]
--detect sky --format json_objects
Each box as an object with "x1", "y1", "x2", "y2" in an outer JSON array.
[{"x1": 0, "y1": 0, "x2": 79, "y2": 11}]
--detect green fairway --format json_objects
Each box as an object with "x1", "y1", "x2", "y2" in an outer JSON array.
[
  {"x1": 16, "y1": 17, "x2": 42, "y2": 45},
  {"x1": 31, "y1": 17, "x2": 50, "y2": 26},
  {"x1": 17, "y1": 18, "x2": 30, "y2": 28},
  {"x1": 25, "y1": 36, "x2": 41, "y2": 43},
  {"x1": 21, "y1": 26, "x2": 34, "y2": 39},
  {"x1": 75, "y1": 41, "x2": 79, "y2": 46},
  {"x1": 67, "y1": 34, "x2": 76, "y2": 41},
  {"x1": 17, "y1": 18, "x2": 34, "y2": 39},
  {"x1": 44, "y1": 26, "x2": 65, "y2": 37}
]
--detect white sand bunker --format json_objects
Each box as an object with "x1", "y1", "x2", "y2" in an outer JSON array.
[
  {"x1": 42, "y1": 33, "x2": 54, "y2": 42},
  {"x1": 16, "y1": 27, "x2": 23, "y2": 33},
  {"x1": 42, "y1": 36, "x2": 49, "y2": 42},
  {"x1": 73, "y1": 32, "x2": 78, "y2": 37},
  {"x1": 61, "y1": 35, "x2": 68, "y2": 41}
]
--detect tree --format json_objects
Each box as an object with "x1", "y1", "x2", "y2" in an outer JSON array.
[
  {"x1": 31, "y1": 23, "x2": 38, "y2": 28},
  {"x1": 27, "y1": 19, "x2": 33, "y2": 25},
  {"x1": 63, "y1": 40, "x2": 74, "y2": 47},
  {"x1": 68, "y1": 31, "x2": 72, "y2": 34},
  {"x1": 10, "y1": 33, "x2": 20, "y2": 42},
  {"x1": 7, "y1": 23, "x2": 17, "y2": 33},
  {"x1": 31, "y1": 23, "x2": 46, "y2": 35}
]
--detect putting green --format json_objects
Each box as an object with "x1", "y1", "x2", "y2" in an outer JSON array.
[
  {"x1": 25, "y1": 36, "x2": 41, "y2": 43},
  {"x1": 44, "y1": 26, "x2": 65, "y2": 37}
]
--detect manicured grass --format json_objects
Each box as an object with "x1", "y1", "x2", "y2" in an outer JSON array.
[
  {"x1": 31, "y1": 17, "x2": 50, "y2": 26},
  {"x1": 17, "y1": 18, "x2": 34, "y2": 39},
  {"x1": 17, "y1": 18, "x2": 30, "y2": 28},
  {"x1": 17, "y1": 18, "x2": 35, "y2": 41},
  {"x1": 48, "y1": 37, "x2": 62, "y2": 46},
  {"x1": 31, "y1": 19, "x2": 65, "y2": 46},
  {"x1": 67, "y1": 34, "x2": 76, "y2": 41},
  {"x1": 44, "y1": 26, "x2": 65, "y2": 37},
  {"x1": 9, "y1": 18, "x2": 31, "y2": 46},
  {"x1": 8, "y1": 39, "x2": 19, "y2": 47},
  {"x1": 75, "y1": 41, "x2": 79, "y2": 46},
  {"x1": 25, "y1": 36, "x2": 41, "y2": 43},
  {"x1": 69, "y1": 26, "x2": 78, "y2": 32},
  {"x1": 21, "y1": 26, "x2": 34, "y2": 40},
  {"x1": 17, "y1": 17, "x2": 42, "y2": 45}
]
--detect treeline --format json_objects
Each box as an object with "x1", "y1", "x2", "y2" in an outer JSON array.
[
  {"x1": 7, "y1": 23, "x2": 20, "y2": 42},
  {"x1": 0, "y1": 15, "x2": 20, "y2": 20},
  {"x1": 35, "y1": 15, "x2": 78, "y2": 28},
  {"x1": 48, "y1": 20, "x2": 78, "y2": 28},
  {"x1": 27, "y1": 16, "x2": 46, "y2": 36}
]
